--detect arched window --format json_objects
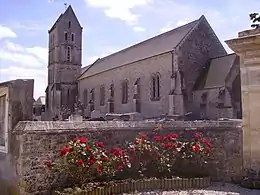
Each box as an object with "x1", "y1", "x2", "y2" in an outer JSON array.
[
  {"x1": 90, "y1": 88, "x2": 95, "y2": 111},
  {"x1": 67, "y1": 46, "x2": 71, "y2": 61},
  {"x1": 151, "y1": 73, "x2": 160, "y2": 100},
  {"x1": 122, "y1": 80, "x2": 128, "y2": 104},
  {"x1": 68, "y1": 21, "x2": 71, "y2": 28},
  {"x1": 100, "y1": 85, "x2": 105, "y2": 106},
  {"x1": 71, "y1": 33, "x2": 75, "y2": 42},
  {"x1": 64, "y1": 32, "x2": 68, "y2": 41}
]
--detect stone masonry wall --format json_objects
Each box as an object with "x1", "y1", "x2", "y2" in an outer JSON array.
[
  {"x1": 193, "y1": 88, "x2": 235, "y2": 119},
  {"x1": 78, "y1": 52, "x2": 172, "y2": 118},
  {"x1": 177, "y1": 17, "x2": 227, "y2": 113},
  {"x1": 13, "y1": 120, "x2": 242, "y2": 194}
]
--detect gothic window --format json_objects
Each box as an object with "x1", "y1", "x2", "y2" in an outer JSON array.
[
  {"x1": 151, "y1": 73, "x2": 160, "y2": 101},
  {"x1": 110, "y1": 84, "x2": 114, "y2": 98},
  {"x1": 71, "y1": 33, "x2": 75, "y2": 42},
  {"x1": 90, "y1": 88, "x2": 95, "y2": 111},
  {"x1": 67, "y1": 46, "x2": 71, "y2": 62},
  {"x1": 68, "y1": 21, "x2": 71, "y2": 28},
  {"x1": 133, "y1": 78, "x2": 140, "y2": 99},
  {"x1": 83, "y1": 89, "x2": 88, "y2": 105},
  {"x1": 122, "y1": 80, "x2": 128, "y2": 104},
  {"x1": 65, "y1": 32, "x2": 68, "y2": 41},
  {"x1": 100, "y1": 85, "x2": 105, "y2": 106}
]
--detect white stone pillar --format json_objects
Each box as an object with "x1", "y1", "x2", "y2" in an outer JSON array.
[{"x1": 226, "y1": 28, "x2": 260, "y2": 170}]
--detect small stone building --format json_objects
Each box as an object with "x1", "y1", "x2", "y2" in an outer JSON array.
[
  {"x1": 46, "y1": 5, "x2": 242, "y2": 120},
  {"x1": 33, "y1": 96, "x2": 46, "y2": 121},
  {"x1": 193, "y1": 54, "x2": 242, "y2": 119}
]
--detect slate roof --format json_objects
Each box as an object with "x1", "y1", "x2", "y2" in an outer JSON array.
[
  {"x1": 49, "y1": 5, "x2": 82, "y2": 33},
  {"x1": 79, "y1": 16, "x2": 205, "y2": 79},
  {"x1": 34, "y1": 96, "x2": 45, "y2": 106},
  {"x1": 194, "y1": 53, "x2": 237, "y2": 90},
  {"x1": 81, "y1": 66, "x2": 89, "y2": 74}
]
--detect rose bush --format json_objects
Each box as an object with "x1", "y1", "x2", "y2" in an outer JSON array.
[
  {"x1": 173, "y1": 132, "x2": 214, "y2": 177},
  {"x1": 46, "y1": 130, "x2": 213, "y2": 188}
]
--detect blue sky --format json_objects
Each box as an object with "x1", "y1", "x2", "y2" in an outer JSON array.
[{"x1": 0, "y1": 0, "x2": 258, "y2": 98}]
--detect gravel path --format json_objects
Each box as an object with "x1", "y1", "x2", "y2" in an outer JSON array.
[{"x1": 123, "y1": 183, "x2": 260, "y2": 195}]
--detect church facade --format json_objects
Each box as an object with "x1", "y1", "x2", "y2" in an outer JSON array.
[{"x1": 46, "y1": 5, "x2": 242, "y2": 120}]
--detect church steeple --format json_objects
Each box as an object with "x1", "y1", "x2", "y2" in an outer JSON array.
[{"x1": 46, "y1": 5, "x2": 82, "y2": 119}]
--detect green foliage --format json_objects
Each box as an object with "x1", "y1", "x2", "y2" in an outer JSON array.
[
  {"x1": 250, "y1": 13, "x2": 260, "y2": 28},
  {"x1": 46, "y1": 129, "x2": 214, "y2": 189}
]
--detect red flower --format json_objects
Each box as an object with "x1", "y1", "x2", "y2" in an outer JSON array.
[
  {"x1": 192, "y1": 144, "x2": 201, "y2": 152},
  {"x1": 80, "y1": 137, "x2": 87, "y2": 143},
  {"x1": 194, "y1": 133, "x2": 202, "y2": 139},
  {"x1": 129, "y1": 148, "x2": 135, "y2": 153},
  {"x1": 98, "y1": 164, "x2": 103, "y2": 170},
  {"x1": 164, "y1": 143, "x2": 172, "y2": 149},
  {"x1": 90, "y1": 154, "x2": 95, "y2": 160},
  {"x1": 77, "y1": 159, "x2": 84, "y2": 166},
  {"x1": 154, "y1": 135, "x2": 162, "y2": 142},
  {"x1": 86, "y1": 145, "x2": 91, "y2": 151},
  {"x1": 97, "y1": 169, "x2": 103, "y2": 175},
  {"x1": 142, "y1": 140, "x2": 147, "y2": 144},
  {"x1": 46, "y1": 161, "x2": 52, "y2": 168},
  {"x1": 205, "y1": 148, "x2": 212, "y2": 153},
  {"x1": 117, "y1": 165, "x2": 123, "y2": 171},
  {"x1": 103, "y1": 157, "x2": 108, "y2": 162},
  {"x1": 112, "y1": 147, "x2": 124, "y2": 157},
  {"x1": 89, "y1": 159, "x2": 96, "y2": 165},
  {"x1": 97, "y1": 142, "x2": 104, "y2": 148},
  {"x1": 73, "y1": 138, "x2": 78, "y2": 142},
  {"x1": 135, "y1": 139, "x2": 140, "y2": 144},
  {"x1": 203, "y1": 139, "x2": 212, "y2": 147},
  {"x1": 171, "y1": 133, "x2": 179, "y2": 139},
  {"x1": 139, "y1": 133, "x2": 147, "y2": 139},
  {"x1": 60, "y1": 146, "x2": 71, "y2": 156}
]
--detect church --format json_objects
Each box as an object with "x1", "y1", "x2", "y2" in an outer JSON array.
[{"x1": 45, "y1": 5, "x2": 242, "y2": 120}]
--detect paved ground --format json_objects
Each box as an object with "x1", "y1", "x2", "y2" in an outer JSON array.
[{"x1": 124, "y1": 183, "x2": 260, "y2": 195}]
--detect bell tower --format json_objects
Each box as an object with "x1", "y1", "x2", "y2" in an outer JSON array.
[{"x1": 45, "y1": 5, "x2": 82, "y2": 119}]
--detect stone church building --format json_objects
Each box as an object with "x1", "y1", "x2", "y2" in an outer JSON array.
[{"x1": 45, "y1": 5, "x2": 242, "y2": 120}]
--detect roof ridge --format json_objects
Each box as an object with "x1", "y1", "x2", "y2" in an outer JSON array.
[
  {"x1": 48, "y1": 4, "x2": 82, "y2": 33},
  {"x1": 210, "y1": 53, "x2": 236, "y2": 60}
]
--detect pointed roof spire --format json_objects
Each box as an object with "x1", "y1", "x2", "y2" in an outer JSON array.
[{"x1": 48, "y1": 4, "x2": 82, "y2": 33}]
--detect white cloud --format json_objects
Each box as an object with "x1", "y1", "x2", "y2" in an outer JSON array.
[
  {"x1": 147, "y1": 0, "x2": 259, "y2": 53},
  {"x1": 84, "y1": 45, "x2": 119, "y2": 65},
  {"x1": 0, "y1": 66, "x2": 47, "y2": 100},
  {"x1": 176, "y1": 20, "x2": 188, "y2": 27},
  {"x1": 0, "y1": 25, "x2": 17, "y2": 40},
  {"x1": 5, "y1": 41, "x2": 24, "y2": 52},
  {"x1": 133, "y1": 26, "x2": 145, "y2": 32},
  {"x1": 0, "y1": 25, "x2": 48, "y2": 98},
  {"x1": 85, "y1": 0, "x2": 153, "y2": 26},
  {"x1": 0, "y1": 41, "x2": 48, "y2": 68}
]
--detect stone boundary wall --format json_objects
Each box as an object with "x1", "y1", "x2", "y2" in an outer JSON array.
[{"x1": 13, "y1": 120, "x2": 243, "y2": 194}]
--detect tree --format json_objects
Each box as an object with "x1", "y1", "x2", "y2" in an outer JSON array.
[{"x1": 250, "y1": 13, "x2": 260, "y2": 28}]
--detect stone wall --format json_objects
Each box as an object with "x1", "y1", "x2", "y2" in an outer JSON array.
[
  {"x1": 177, "y1": 16, "x2": 227, "y2": 113},
  {"x1": 78, "y1": 52, "x2": 172, "y2": 118},
  {"x1": 13, "y1": 120, "x2": 242, "y2": 194},
  {"x1": 192, "y1": 88, "x2": 235, "y2": 119},
  {"x1": 0, "y1": 79, "x2": 34, "y2": 194}
]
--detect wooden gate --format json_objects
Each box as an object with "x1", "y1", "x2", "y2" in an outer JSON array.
[{"x1": 0, "y1": 87, "x2": 8, "y2": 153}]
